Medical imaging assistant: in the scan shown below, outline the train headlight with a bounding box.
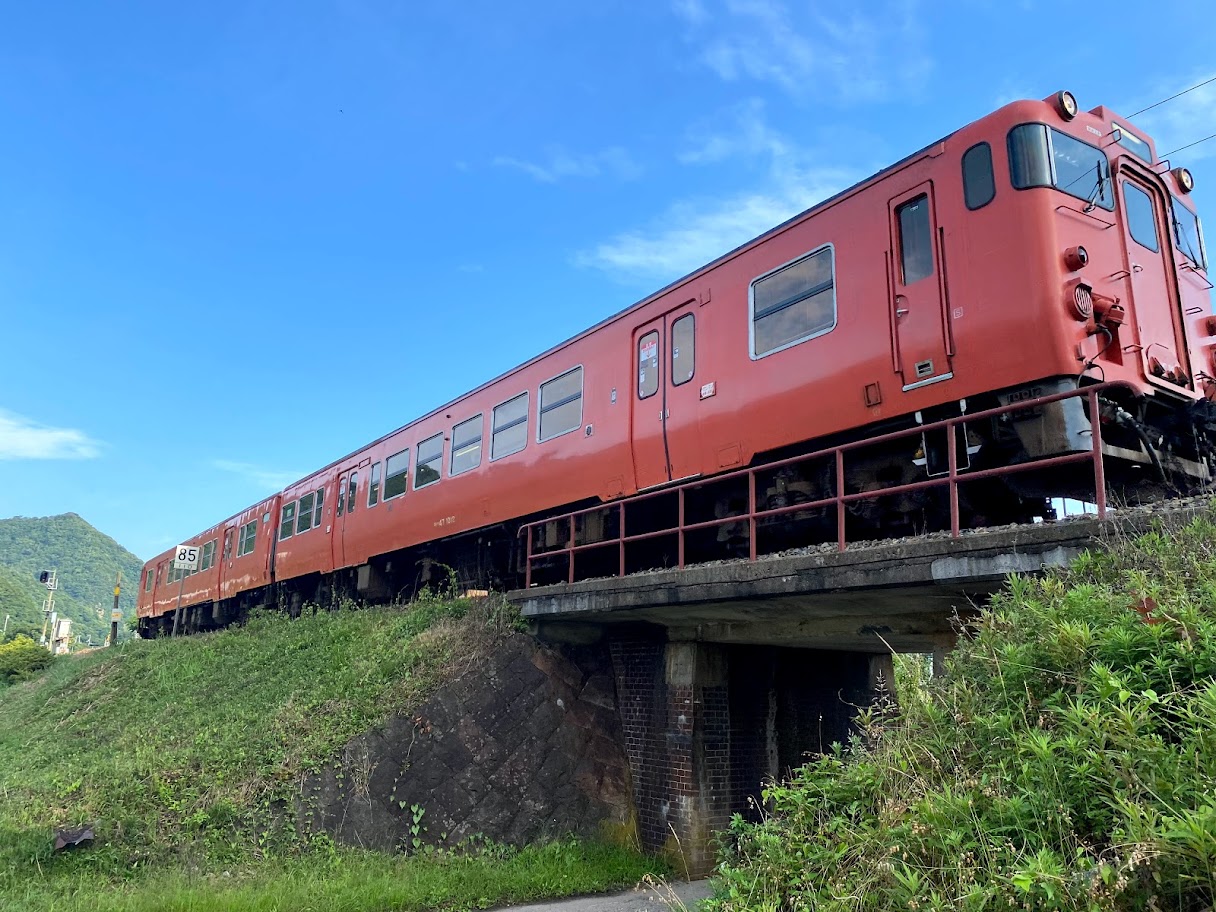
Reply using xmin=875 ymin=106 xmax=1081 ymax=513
xmin=1064 ymin=246 xmax=1089 ymax=271
xmin=1056 ymin=90 xmax=1079 ymax=120
xmin=1173 ymin=167 xmax=1195 ymax=193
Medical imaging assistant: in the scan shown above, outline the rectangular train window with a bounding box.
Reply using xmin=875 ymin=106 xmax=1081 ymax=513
xmin=539 ymin=367 xmax=583 ymax=442
xmin=1172 ymin=196 xmax=1207 ymax=269
xmin=672 ymin=314 xmax=695 ymax=385
xmin=750 ymin=246 xmax=836 ymax=358
xmin=238 ymin=519 xmax=258 ymax=556
xmin=1124 ymin=183 xmax=1159 ymax=253
xmin=347 ymin=472 xmax=358 ymax=512
xmin=1114 ymin=123 xmax=1152 ymax=163
xmin=638 ymin=332 xmax=659 ymax=399
xmin=368 ymin=462 xmax=381 ymax=507
xmin=897 ymin=195 xmax=934 ymax=284
xmin=314 ymin=486 xmax=325 ymax=525
xmin=201 ymin=540 xmax=216 ymax=571
xmin=297 ymin=492 xmax=315 ymax=533
xmin=415 ymin=435 xmax=443 ymax=488
xmin=451 ymin=415 xmax=483 ymax=476
xmin=384 ymin=449 xmax=409 ymax=499
xmin=279 ymin=502 xmax=296 ymax=541
xmin=144 ymin=568 xmax=153 ymax=592
xmin=223 ymin=530 xmax=234 ymax=562
xmin=491 ymin=393 xmax=529 ymax=460
xmin=962 ymin=142 xmax=995 ymax=210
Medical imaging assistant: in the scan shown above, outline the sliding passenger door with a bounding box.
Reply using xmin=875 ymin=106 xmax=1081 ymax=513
xmin=630 ymin=306 xmax=702 ymax=490
xmin=888 ymin=183 xmax=953 ymax=391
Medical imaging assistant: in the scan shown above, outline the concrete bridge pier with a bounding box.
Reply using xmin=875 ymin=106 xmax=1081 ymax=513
xmin=607 ymin=627 xmax=890 ymax=876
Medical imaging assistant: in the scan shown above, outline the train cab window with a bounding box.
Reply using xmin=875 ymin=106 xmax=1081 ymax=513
xmin=491 ymin=393 xmax=529 ymax=460
xmin=314 ymin=486 xmax=325 ymax=526
xmin=415 ymin=435 xmax=443 ymax=488
xmin=539 ymin=367 xmax=584 ymax=442
xmin=1172 ymin=196 xmax=1207 ymax=270
xmin=1114 ymin=123 xmax=1152 ymax=164
xmin=1124 ymin=183 xmax=1160 ymax=253
xmin=962 ymin=142 xmax=995 ymax=210
xmin=451 ymin=415 xmax=483 ymax=476
xmin=368 ymin=463 xmax=381 ymax=506
xmin=238 ymin=519 xmax=258 ymax=556
xmin=384 ymin=450 xmax=409 ymax=498
xmin=279 ymin=502 xmax=296 ymax=541
xmin=672 ymin=315 xmax=695 ymax=385
xmin=638 ymin=332 xmax=659 ymax=399
xmin=897 ymin=195 xmax=934 ymax=284
xmin=297 ymin=493 xmax=315 ymax=533
xmin=144 ymin=568 xmax=153 ymax=592
xmin=750 ymin=246 xmax=836 ymax=358
xmin=347 ymin=472 xmax=358 ymax=511
xmin=201 ymin=540 xmax=216 ymax=571
xmin=1008 ymin=123 xmax=1113 ymax=210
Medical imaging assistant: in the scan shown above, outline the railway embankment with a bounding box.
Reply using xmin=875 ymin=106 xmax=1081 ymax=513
xmin=0 ymin=593 xmax=660 ymax=912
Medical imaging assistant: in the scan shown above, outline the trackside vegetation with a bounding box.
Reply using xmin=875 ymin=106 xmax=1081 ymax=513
xmin=0 ymin=594 xmax=661 ymax=912
xmin=707 ymin=515 xmax=1216 ymax=912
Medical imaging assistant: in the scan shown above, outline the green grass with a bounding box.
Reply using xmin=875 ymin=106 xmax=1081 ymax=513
xmin=0 ymin=596 xmax=663 ymax=910
xmin=707 ymin=513 xmax=1216 ymax=911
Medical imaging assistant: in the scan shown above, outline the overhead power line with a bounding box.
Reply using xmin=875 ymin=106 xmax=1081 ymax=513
xmin=1129 ymin=75 xmax=1216 ymax=118
xmin=1161 ymin=133 xmax=1216 ymax=158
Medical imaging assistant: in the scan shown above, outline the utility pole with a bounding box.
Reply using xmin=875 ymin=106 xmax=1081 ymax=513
xmin=109 ymin=571 xmax=122 ymax=647
xmin=38 ymin=569 xmax=58 ymax=650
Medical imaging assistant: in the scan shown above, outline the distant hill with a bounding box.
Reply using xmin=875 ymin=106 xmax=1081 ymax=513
xmin=0 ymin=514 xmax=144 ymax=646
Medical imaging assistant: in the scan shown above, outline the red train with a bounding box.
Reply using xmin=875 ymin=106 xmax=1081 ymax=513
xmin=137 ymin=91 xmax=1212 ymax=633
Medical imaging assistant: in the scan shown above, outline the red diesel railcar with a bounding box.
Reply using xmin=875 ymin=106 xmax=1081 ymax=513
xmin=137 ymin=92 xmax=1211 ymax=633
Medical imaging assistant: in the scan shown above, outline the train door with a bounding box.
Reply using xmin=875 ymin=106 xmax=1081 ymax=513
xmin=888 ymin=183 xmax=953 ymax=391
xmin=219 ymin=525 xmax=237 ymax=600
xmin=331 ymin=462 xmax=368 ymax=568
xmin=1118 ymin=170 xmax=1192 ymax=388
xmin=630 ymin=306 xmax=702 ymax=489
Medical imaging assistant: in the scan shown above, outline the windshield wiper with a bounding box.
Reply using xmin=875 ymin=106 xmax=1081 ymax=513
xmin=1083 ymin=161 xmax=1109 ymax=213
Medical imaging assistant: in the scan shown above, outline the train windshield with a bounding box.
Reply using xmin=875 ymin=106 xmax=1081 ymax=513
xmin=1008 ymin=124 xmax=1114 ymax=210
xmin=1171 ymin=196 xmax=1207 ymax=270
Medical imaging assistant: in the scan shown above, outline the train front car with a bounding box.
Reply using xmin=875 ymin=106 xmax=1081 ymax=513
xmin=960 ymin=91 xmax=1212 ymax=502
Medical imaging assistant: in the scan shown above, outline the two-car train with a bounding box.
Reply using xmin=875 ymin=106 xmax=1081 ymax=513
xmin=137 ymin=91 xmax=1212 ymax=634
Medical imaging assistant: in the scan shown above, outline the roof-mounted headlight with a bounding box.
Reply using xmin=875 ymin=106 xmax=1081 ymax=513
xmin=1173 ymin=167 xmax=1195 ymax=193
xmin=1056 ymin=90 xmax=1079 ymax=121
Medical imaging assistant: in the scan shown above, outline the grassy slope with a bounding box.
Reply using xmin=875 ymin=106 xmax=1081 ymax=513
xmin=707 ymin=514 xmax=1216 ymax=911
xmin=0 ymin=598 xmax=660 ymax=911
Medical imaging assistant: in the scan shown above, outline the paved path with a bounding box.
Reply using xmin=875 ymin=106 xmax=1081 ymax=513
xmin=497 ymin=878 xmax=713 ymax=912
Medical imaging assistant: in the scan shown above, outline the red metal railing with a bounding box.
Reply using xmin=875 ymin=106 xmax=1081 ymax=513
xmin=520 ymin=382 xmax=1131 ymax=588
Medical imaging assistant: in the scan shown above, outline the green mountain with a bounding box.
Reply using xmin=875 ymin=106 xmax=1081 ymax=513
xmin=0 ymin=514 xmax=144 ymax=647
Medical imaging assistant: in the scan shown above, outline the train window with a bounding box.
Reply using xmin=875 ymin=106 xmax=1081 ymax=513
xmin=223 ymin=530 xmax=234 ymax=562
xmin=451 ymin=415 xmax=483 ymax=476
xmin=347 ymin=472 xmax=358 ymax=512
xmin=416 ymin=435 xmax=443 ymax=488
xmin=368 ymin=463 xmax=381 ymax=507
xmin=672 ymin=315 xmax=695 ymax=385
xmin=1124 ymin=183 xmax=1160 ymax=253
xmin=1114 ymin=123 xmax=1152 ymax=164
xmin=962 ymin=143 xmax=995 ymax=210
xmin=144 ymin=568 xmax=153 ymax=592
xmin=297 ymin=492 xmax=315 ymax=533
xmin=1172 ymin=196 xmax=1207 ymax=270
xmin=279 ymin=502 xmax=296 ymax=541
xmin=897 ymin=195 xmax=934 ymax=284
xmin=336 ymin=478 xmax=346 ymax=515
xmin=384 ymin=449 xmax=410 ymax=499
xmin=200 ymin=540 xmax=216 ymax=571
xmin=539 ymin=367 xmax=584 ymax=442
xmin=638 ymin=332 xmax=659 ymax=399
xmin=1008 ymin=123 xmax=1114 ymax=211
xmin=238 ymin=519 xmax=258 ymax=556
xmin=750 ymin=246 xmax=836 ymax=358
xmin=314 ymin=486 xmax=325 ymax=526
xmin=491 ymin=393 xmax=529 ymax=460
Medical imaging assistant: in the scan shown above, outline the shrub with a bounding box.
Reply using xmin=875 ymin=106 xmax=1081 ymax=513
xmin=0 ymin=635 xmax=52 ymax=685
xmin=707 ymin=514 xmax=1216 ymax=911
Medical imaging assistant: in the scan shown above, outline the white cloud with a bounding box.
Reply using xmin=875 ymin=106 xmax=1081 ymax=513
xmin=1135 ymin=73 xmax=1216 ymax=164
xmin=493 ymin=146 xmax=641 ymax=183
xmin=677 ymin=0 xmax=930 ymax=102
xmin=577 ymin=103 xmax=861 ymax=283
xmin=212 ymin=460 xmax=304 ymax=491
xmin=0 ymin=410 xmax=101 ymax=460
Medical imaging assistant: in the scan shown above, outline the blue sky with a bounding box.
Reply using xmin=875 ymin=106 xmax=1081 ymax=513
xmin=1 ymin=0 xmax=1213 ymax=561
